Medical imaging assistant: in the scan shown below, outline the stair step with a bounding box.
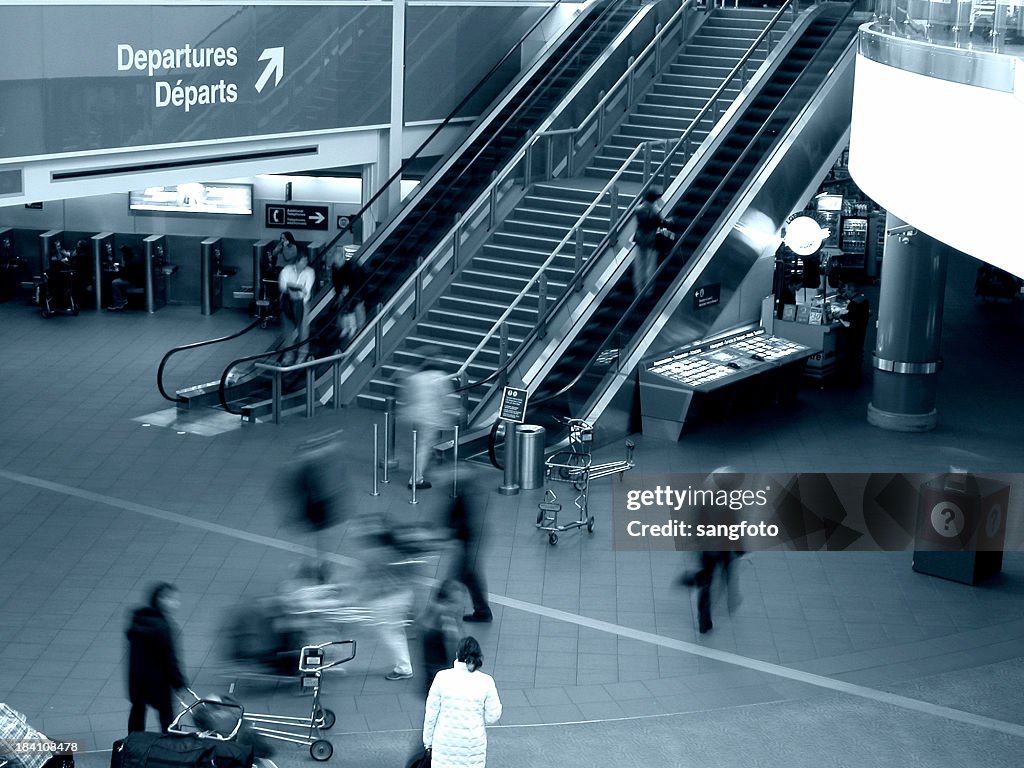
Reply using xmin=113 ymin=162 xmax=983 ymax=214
xmin=427 ymin=307 xmax=534 ymax=335
xmin=504 ymin=219 xmax=608 ymax=243
xmin=513 ymin=206 xmax=610 ymax=228
xmin=438 ymin=295 xmax=538 ymax=323
xmin=414 ymin=321 xmax=526 ymax=347
xmin=472 ymin=254 xmax=580 ymax=280
xmin=491 ymin=230 xmax=598 ymax=255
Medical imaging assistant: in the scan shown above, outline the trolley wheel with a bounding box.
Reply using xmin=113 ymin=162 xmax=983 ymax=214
xmin=587 ymin=516 xmax=595 ymax=533
xmin=260 ymin=319 xmax=268 ymax=330
xmin=549 ymin=532 xmax=558 ymax=545
xmin=317 ymin=708 xmax=336 ymax=729
xmin=310 ymin=739 xmax=333 ymax=761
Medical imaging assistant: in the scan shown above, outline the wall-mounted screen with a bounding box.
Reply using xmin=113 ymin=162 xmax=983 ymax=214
xmin=129 ymin=183 xmax=253 ymax=216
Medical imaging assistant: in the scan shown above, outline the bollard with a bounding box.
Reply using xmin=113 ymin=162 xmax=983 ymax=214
xmin=382 ymin=395 xmax=399 ymax=470
xmin=409 ymin=429 xmax=419 ymax=505
xmin=498 ymin=421 xmax=520 ymax=496
xmin=371 ymin=423 xmax=380 ymax=496
xmin=382 ymin=411 xmax=391 ymax=484
xmin=451 ymin=425 xmax=460 ymax=499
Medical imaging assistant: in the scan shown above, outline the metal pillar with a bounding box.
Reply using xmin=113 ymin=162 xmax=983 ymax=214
xmin=867 ymin=214 xmax=948 ymax=432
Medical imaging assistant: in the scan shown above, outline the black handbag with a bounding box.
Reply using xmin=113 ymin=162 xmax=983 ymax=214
xmin=405 ymin=747 xmax=431 ymax=768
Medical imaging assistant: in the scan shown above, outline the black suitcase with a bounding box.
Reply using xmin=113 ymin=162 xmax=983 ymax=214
xmin=111 ymin=733 xmax=253 ymax=768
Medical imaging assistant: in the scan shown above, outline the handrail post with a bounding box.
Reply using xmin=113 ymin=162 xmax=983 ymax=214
xmin=597 ymin=90 xmax=607 ymax=140
xmin=545 ymin=134 xmax=554 ymax=181
xmin=574 ymin=227 xmax=584 ymax=293
xmin=567 ymin=132 xmax=576 ymax=178
xmin=609 ymin=184 xmax=620 ymax=233
xmin=499 ymin=323 xmax=509 ymax=389
xmin=459 ymin=371 xmax=469 ymax=416
xmin=654 ymin=24 xmax=663 ymax=71
xmin=332 ymin=359 xmax=342 ymax=410
xmin=643 ymin=142 xmax=651 ymax=184
xmin=373 ymin=312 xmax=383 ymax=367
xmin=452 ymin=214 xmax=461 ymax=275
xmin=626 ymin=56 xmax=636 ymax=106
xmin=272 ymin=370 xmax=282 ymax=424
xmin=488 ymin=172 xmax=499 ymax=229
xmin=524 ymin=137 xmax=533 ymax=189
xmin=305 ymin=367 xmax=315 ymax=419
xmin=537 ymin=271 xmax=549 ymax=339
xmin=414 ymin=258 xmax=423 ymax=316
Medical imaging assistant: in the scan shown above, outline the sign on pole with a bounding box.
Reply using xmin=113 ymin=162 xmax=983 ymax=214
xmin=498 ymin=386 xmax=529 ymax=424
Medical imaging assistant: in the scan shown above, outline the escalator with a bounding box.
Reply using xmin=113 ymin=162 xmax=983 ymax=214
xmin=158 ymin=0 xmax=645 ymax=415
xmin=524 ymin=2 xmax=860 ymax=435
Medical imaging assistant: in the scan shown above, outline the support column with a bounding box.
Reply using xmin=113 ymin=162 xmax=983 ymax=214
xmin=386 ymin=0 xmax=406 ymax=218
xmin=867 ymin=213 xmax=947 ymax=432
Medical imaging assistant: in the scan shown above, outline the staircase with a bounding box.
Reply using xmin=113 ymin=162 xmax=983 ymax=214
xmin=588 ymin=8 xmax=786 ymax=183
xmin=357 ymin=8 xmax=787 ymax=410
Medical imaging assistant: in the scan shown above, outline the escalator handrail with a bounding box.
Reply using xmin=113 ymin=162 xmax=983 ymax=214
xmin=451 ymin=0 xmax=800 ymax=403
xmin=213 ymin=0 xmax=642 ymax=410
xmin=317 ymin=0 xmax=568 ymax=257
xmin=534 ymin=2 xmax=857 ymax=406
xmin=157 ymin=317 xmax=263 ymax=403
xmin=537 ymin=0 xmax=698 ymax=147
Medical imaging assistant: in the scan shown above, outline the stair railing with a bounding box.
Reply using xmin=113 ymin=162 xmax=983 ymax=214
xmin=452 ymin=0 xmax=801 ymax=424
xmin=531 ymin=0 xmax=699 ymax=181
xmin=235 ymin=0 xmax=653 ymax=411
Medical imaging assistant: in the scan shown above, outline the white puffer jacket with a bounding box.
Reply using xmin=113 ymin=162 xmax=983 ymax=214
xmin=422 ymin=661 xmax=502 ymax=768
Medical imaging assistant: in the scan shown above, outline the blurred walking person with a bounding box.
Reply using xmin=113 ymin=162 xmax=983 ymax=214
xmin=447 ymin=474 xmax=493 ymax=623
xmin=126 ymin=582 xmax=188 ymax=732
xmin=422 ymin=636 xmax=502 ymax=768
xmin=403 ymin=348 xmax=454 ymax=490
xmin=417 ymin=579 xmax=463 ymax=697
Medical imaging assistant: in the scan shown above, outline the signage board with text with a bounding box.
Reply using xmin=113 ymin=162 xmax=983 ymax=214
xmin=499 ymin=387 xmax=529 ymax=424
xmin=266 ymin=204 xmax=329 ymax=231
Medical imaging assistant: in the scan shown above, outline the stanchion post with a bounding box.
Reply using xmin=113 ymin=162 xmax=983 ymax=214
xmin=498 ymin=420 xmax=520 ymax=496
xmin=382 ymin=411 xmax=391 ymax=484
xmin=371 ymin=423 xmax=380 ymax=496
xmin=409 ymin=429 xmax=419 ymax=505
xmin=451 ymin=425 xmax=460 ymax=499
xmin=383 ymin=395 xmax=399 ymax=469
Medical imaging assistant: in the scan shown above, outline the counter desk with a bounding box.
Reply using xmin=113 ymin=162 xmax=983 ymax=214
xmin=639 ymin=327 xmax=814 ymax=440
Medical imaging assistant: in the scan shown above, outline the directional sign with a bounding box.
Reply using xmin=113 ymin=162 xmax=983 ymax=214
xmin=266 ymin=204 xmax=329 ymax=231
xmin=693 ymin=282 xmax=721 ymax=310
xmin=499 ymin=387 xmax=529 ymax=424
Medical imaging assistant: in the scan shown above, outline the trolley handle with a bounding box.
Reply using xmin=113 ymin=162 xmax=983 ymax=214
xmin=299 ymin=640 xmax=357 ymax=672
xmin=170 ymin=689 xmax=244 ymax=740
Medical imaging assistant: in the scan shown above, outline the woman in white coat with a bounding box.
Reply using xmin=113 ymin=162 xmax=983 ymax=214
xmin=422 ymin=636 xmax=502 ymax=768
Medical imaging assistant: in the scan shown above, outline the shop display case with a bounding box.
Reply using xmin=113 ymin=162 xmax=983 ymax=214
xmin=639 ymin=327 xmax=814 ymax=440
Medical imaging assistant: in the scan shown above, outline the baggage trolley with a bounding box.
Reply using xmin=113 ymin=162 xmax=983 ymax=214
xmin=242 ymin=640 xmax=356 ymax=761
xmin=536 ymin=418 xmax=636 ymax=545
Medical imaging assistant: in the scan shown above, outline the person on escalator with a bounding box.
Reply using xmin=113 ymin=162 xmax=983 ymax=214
xmin=631 ymin=187 xmax=664 ymax=296
xmin=279 ymin=252 xmax=315 ymax=365
xmin=331 ymin=248 xmax=366 ymax=351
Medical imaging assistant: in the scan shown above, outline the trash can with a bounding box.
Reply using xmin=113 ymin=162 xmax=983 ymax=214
xmin=517 ymin=425 xmax=546 ymax=490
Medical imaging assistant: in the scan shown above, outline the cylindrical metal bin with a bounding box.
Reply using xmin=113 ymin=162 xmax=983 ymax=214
xmin=517 ymin=425 xmax=546 ymax=490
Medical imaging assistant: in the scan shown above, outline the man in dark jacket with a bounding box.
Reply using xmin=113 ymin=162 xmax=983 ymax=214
xmin=126 ymin=582 xmax=187 ymax=732
xmin=447 ymin=475 xmax=492 ymax=623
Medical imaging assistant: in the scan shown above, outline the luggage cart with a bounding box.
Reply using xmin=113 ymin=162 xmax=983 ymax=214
xmin=536 ymin=418 xmax=636 ymax=545
xmin=241 ymin=640 xmax=356 ymax=761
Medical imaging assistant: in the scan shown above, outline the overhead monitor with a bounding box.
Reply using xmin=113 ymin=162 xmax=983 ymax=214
xmin=129 ymin=182 xmax=253 ymax=216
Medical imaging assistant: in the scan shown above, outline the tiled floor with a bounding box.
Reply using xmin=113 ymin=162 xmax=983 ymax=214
xmin=1 ymin=247 xmax=1022 ymax=768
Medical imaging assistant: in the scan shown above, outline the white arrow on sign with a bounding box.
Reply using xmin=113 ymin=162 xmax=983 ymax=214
xmin=255 ymin=47 xmax=284 ymax=93
xmin=310 ymin=211 xmax=325 ymax=225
